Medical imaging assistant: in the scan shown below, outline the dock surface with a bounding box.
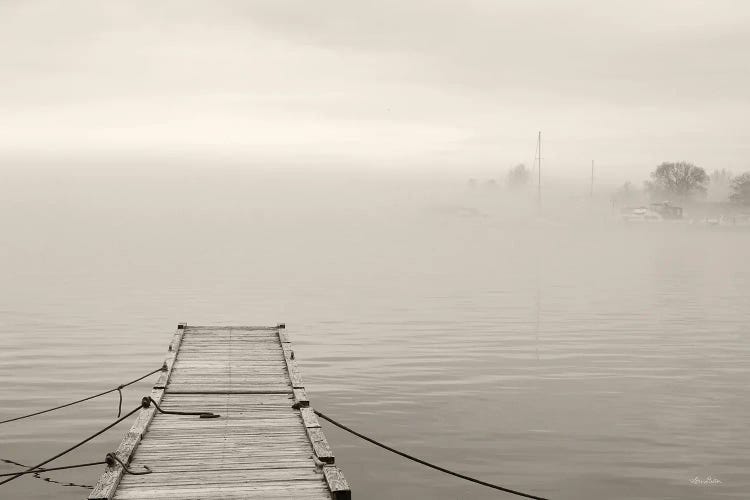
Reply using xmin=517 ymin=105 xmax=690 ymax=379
xmin=89 ymin=324 xmax=349 ymax=500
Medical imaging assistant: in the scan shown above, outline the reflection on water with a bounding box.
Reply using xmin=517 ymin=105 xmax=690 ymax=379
xmin=1 ymin=166 xmax=748 ymax=499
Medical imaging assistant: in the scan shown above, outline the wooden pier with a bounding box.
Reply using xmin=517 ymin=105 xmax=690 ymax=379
xmin=89 ymin=324 xmax=349 ymax=500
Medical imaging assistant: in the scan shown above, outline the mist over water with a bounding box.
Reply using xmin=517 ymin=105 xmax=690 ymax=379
xmin=1 ymin=164 xmax=749 ymax=499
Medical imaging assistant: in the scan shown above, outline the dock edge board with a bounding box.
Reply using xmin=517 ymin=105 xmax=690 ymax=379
xmin=88 ymin=323 xmax=186 ymax=500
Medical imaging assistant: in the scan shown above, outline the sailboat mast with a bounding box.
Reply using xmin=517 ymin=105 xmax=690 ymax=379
xmin=537 ymin=131 xmax=542 ymax=208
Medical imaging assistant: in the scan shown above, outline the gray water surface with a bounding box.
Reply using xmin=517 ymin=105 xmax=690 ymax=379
xmin=1 ymin=166 xmax=748 ymax=499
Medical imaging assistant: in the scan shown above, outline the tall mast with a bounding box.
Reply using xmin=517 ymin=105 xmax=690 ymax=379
xmin=537 ymin=131 xmax=542 ymax=208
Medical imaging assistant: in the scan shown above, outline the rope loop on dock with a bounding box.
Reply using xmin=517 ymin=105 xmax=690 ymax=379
xmin=0 ymin=366 xmax=165 ymax=425
xmin=105 ymin=453 xmax=152 ymax=475
xmin=312 ymin=409 xmax=550 ymax=500
xmin=145 ymin=396 xmax=221 ymax=419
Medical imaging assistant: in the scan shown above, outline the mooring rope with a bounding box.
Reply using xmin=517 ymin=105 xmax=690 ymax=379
xmin=105 ymin=452 xmax=152 ymax=475
xmin=0 ymin=404 xmax=143 ymax=486
xmin=0 ymin=395 xmax=219 ymax=488
xmin=0 ymin=461 xmax=106 ymax=478
xmin=0 ymin=458 xmax=95 ymax=489
xmin=313 ymin=410 xmax=549 ymax=500
xmin=0 ymin=365 xmax=166 ymax=425
xmin=146 ymin=396 xmax=220 ymax=419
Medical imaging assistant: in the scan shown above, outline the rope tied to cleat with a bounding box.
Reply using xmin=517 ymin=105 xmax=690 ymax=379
xmin=0 ymin=395 xmax=221 ymax=487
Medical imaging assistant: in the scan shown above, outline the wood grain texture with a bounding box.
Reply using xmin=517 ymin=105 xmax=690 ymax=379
xmin=91 ymin=324 xmax=348 ymax=499
xmin=306 ymin=427 xmax=335 ymax=464
xmin=324 ymin=466 xmax=352 ymax=500
xmin=300 ymin=407 xmax=321 ymax=428
xmin=153 ymin=327 xmax=186 ymax=389
xmin=293 ymin=388 xmax=310 ymax=408
xmin=282 ymin=343 xmax=305 ymax=389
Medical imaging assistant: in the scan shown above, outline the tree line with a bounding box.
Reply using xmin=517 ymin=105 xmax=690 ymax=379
xmin=614 ymin=162 xmax=750 ymax=206
xmin=485 ymin=162 xmax=750 ymax=207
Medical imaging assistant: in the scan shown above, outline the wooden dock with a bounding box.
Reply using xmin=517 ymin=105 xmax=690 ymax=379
xmin=89 ymin=324 xmax=349 ymax=500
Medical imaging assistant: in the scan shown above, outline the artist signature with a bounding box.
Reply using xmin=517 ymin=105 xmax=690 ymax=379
xmin=690 ymin=476 xmax=722 ymax=486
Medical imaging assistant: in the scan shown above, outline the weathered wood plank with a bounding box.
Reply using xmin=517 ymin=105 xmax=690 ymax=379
xmin=323 ymin=466 xmax=351 ymax=500
xmin=300 ymin=407 xmax=321 ymax=428
xmin=306 ymin=426 xmax=335 ymax=464
xmin=166 ymin=389 xmax=291 ymax=395
xmin=293 ymin=387 xmax=310 ymax=408
xmin=282 ymin=343 xmax=304 ymax=388
xmin=187 ymin=325 xmax=281 ymax=331
xmin=117 ymin=468 xmax=326 ymax=484
xmin=153 ymin=325 xmax=186 ymax=389
xmin=114 ymin=484 xmax=330 ymax=500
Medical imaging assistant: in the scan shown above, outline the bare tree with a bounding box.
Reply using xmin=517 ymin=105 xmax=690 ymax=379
xmin=644 ymin=161 xmax=709 ymax=201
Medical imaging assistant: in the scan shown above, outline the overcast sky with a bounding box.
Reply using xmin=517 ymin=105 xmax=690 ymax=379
xmin=1 ymin=0 xmax=748 ymax=178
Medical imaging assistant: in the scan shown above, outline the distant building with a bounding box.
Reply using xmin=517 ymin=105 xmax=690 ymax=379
xmin=649 ymin=202 xmax=683 ymax=219
xmin=620 ymin=202 xmax=683 ymax=221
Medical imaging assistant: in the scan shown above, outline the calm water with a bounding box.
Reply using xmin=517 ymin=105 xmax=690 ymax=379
xmin=1 ymin=166 xmax=748 ymax=499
